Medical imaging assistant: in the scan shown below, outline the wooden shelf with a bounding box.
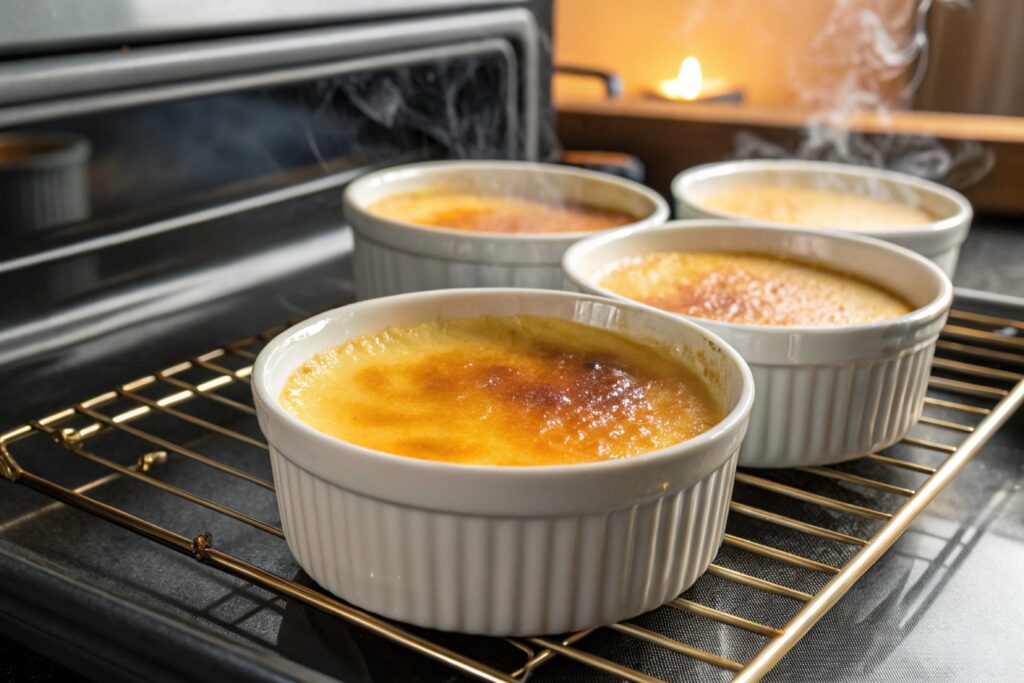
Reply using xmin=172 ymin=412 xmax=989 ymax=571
xmin=556 ymin=98 xmax=1024 ymax=215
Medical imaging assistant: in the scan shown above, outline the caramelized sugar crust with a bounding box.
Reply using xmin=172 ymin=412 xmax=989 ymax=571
xmin=597 ymin=252 xmax=912 ymax=327
xmin=280 ymin=316 xmax=723 ymax=466
xmin=703 ymin=185 xmax=934 ymax=231
xmin=367 ymin=190 xmax=637 ymax=234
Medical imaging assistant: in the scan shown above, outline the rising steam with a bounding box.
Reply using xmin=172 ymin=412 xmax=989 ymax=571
xmin=736 ymin=0 xmax=992 ymax=189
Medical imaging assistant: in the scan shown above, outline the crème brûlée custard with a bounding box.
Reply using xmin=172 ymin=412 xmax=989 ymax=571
xmin=702 ymin=186 xmax=934 ymax=231
xmin=367 ymin=190 xmax=638 ymax=234
xmin=597 ymin=252 xmax=912 ymax=327
xmin=279 ymin=315 xmax=723 ymax=466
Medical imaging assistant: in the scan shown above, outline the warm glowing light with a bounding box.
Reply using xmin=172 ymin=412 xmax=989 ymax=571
xmin=661 ymin=56 xmax=703 ymax=101
xmin=655 ymin=56 xmax=738 ymax=103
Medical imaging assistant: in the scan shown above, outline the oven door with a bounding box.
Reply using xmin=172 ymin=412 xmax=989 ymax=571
xmin=0 ymin=6 xmax=549 ymax=364
xmin=0 ymin=5 xmax=551 ymax=681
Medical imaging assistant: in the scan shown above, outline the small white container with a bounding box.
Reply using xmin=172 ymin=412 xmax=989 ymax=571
xmin=253 ymin=288 xmax=753 ymax=635
xmin=672 ymin=159 xmax=973 ymax=277
xmin=563 ymin=221 xmax=953 ymax=468
xmin=343 ymin=160 xmax=669 ymax=299
xmin=0 ymin=132 xmax=90 ymax=232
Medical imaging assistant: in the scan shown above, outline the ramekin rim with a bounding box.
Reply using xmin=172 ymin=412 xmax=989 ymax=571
xmin=561 ymin=220 xmax=954 ymax=338
xmin=670 ymin=158 xmax=973 ymax=239
xmin=342 ymin=159 xmax=671 ymax=242
xmin=252 ymin=287 xmax=755 ymax=479
xmin=0 ymin=132 xmax=91 ymax=170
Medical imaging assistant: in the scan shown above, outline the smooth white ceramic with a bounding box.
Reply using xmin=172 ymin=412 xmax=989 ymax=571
xmin=563 ymin=221 xmax=953 ymax=468
xmin=343 ymin=160 xmax=669 ymax=299
xmin=672 ymin=159 xmax=973 ymax=276
xmin=252 ymin=288 xmax=753 ymax=636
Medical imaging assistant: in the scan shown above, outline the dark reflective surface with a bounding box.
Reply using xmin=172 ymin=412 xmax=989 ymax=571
xmin=0 ymin=51 xmax=510 ymax=248
xmin=768 ymin=417 xmax=1024 ymax=681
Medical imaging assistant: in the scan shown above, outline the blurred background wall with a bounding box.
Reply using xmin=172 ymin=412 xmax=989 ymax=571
xmin=554 ymin=0 xmax=1023 ymax=116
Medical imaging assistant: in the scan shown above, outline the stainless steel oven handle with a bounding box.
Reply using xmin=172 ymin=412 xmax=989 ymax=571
xmin=554 ymin=64 xmax=623 ymax=100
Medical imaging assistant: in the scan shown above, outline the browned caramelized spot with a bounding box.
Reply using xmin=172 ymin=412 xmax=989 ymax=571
xmin=279 ymin=315 xmax=723 ymax=466
xmin=414 ymin=350 xmax=657 ymax=432
xmin=597 ymin=252 xmax=912 ymax=327
xmin=353 ymin=365 xmax=392 ymax=390
xmin=367 ymin=190 xmax=637 ymax=234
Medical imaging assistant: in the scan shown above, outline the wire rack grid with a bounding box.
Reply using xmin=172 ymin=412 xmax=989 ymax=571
xmin=1 ymin=306 xmax=1022 ymax=682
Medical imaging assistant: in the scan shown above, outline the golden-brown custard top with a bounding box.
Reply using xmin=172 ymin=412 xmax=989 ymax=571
xmin=367 ymin=190 xmax=637 ymax=234
xmin=279 ymin=315 xmax=723 ymax=466
xmin=597 ymin=251 xmax=912 ymax=327
xmin=701 ymin=185 xmax=935 ymax=231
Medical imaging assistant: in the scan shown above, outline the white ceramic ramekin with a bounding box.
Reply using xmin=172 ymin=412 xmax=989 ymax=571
xmin=672 ymin=159 xmax=973 ymax=277
xmin=0 ymin=132 xmax=90 ymax=231
xmin=563 ymin=221 xmax=953 ymax=468
xmin=253 ymin=288 xmax=753 ymax=635
xmin=343 ymin=161 xmax=669 ymax=299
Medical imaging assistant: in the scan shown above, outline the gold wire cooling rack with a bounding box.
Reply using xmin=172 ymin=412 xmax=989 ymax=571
xmin=1 ymin=306 xmax=1022 ymax=682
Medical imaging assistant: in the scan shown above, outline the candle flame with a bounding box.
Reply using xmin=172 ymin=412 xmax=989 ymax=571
xmin=661 ymin=56 xmax=703 ymax=101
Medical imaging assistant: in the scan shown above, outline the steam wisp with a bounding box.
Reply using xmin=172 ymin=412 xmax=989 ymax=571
xmin=735 ymin=0 xmax=992 ymax=190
